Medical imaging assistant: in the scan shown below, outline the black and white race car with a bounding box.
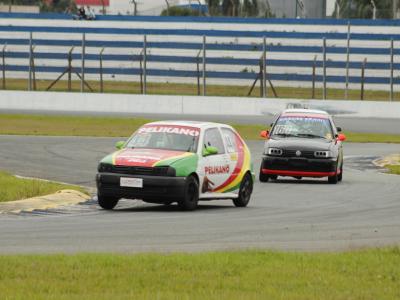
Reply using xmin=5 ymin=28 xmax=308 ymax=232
xmin=259 ymin=109 xmax=346 ymax=184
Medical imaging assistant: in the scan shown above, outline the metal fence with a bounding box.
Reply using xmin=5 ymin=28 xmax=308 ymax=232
xmin=0 ymin=14 xmax=399 ymax=100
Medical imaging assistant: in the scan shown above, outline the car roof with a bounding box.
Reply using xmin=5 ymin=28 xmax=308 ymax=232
xmin=144 ymin=120 xmax=232 ymax=129
xmin=281 ymin=109 xmax=330 ymax=119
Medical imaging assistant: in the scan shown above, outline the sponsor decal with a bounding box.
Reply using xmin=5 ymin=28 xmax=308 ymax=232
xmin=139 ymin=125 xmax=200 ymax=137
xmin=201 ymin=176 xmax=214 ymax=193
xmin=205 ymin=165 xmax=230 ymax=175
xmin=212 ymin=132 xmax=251 ymax=193
xmin=113 ymin=148 xmax=192 ymax=167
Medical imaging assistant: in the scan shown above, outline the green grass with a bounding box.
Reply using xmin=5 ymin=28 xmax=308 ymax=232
xmin=0 ymin=114 xmax=400 ymax=143
xmin=4 ymin=78 xmax=400 ymax=101
xmin=0 ymin=248 xmax=399 ymax=299
xmin=0 ymin=171 xmax=87 ymax=203
xmin=385 ymin=165 xmax=400 ymax=175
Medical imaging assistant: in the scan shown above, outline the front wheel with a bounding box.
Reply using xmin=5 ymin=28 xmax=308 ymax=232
xmin=233 ymin=173 xmax=253 ymax=207
xmin=338 ymin=164 xmax=343 ymax=182
xmin=328 ymin=167 xmax=339 ymax=184
xmin=98 ymin=195 xmax=119 ymax=210
xmin=259 ymin=165 xmax=269 ymax=182
xmin=178 ymin=175 xmax=199 ymax=211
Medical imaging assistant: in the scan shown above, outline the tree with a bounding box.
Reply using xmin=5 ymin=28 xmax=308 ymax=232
xmin=242 ymin=0 xmax=258 ymax=17
xmin=333 ymin=0 xmax=398 ymax=19
xmin=222 ymin=0 xmax=239 ymax=17
xmin=40 ymin=0 xmax=76 ymax=13
xmin=206 ymin=0 xmax=219 ymax=16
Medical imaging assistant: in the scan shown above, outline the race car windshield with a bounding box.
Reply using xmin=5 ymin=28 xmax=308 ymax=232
xmin=271 ymin=116 xmax=334 ymax=140
xmin=125 ymin=125 xmax=200 ymax=152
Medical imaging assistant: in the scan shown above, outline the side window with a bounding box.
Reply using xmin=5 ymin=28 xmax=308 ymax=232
xmin=221 ymin=128 xmax=238 ymax=153
xmin=203 ymin=128 xmax=225 ymax=154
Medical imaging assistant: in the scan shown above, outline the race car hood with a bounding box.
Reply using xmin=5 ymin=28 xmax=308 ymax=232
xmin=101 ymin=148 xmax=195 ymax=167
xmin=266 ymin=137 xmax=333 ymax=151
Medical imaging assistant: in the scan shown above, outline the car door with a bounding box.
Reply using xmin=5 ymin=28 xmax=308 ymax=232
xmin=198 ymin=127 xmax=230 ymax=195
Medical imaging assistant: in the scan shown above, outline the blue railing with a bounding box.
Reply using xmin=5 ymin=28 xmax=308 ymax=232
xmin=0 ymin=13 xmax=398 ymax=92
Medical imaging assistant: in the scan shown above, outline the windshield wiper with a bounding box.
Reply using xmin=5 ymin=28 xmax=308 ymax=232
xmin=273 ymin=133 xmax=298 ymax=138
xmin=296 ymin=133 xmax=326 ymax=139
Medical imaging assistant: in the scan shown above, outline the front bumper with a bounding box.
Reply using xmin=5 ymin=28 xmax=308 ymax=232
xmin=261 ymin=156 xmax=338 ymax=178
xmin=96 ymin=172 xmax=187 ymax=201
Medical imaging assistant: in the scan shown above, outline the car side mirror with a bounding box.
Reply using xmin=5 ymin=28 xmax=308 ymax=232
xmin=337 ymin=133 xmax=346 ymax=142
xmin=115 ymin=141 xmax=125 ymax=150
xmin=260 ymin=130 xmax=269 ymax=139
xmin=336 ymin=127 xmax=342 ymax=132
xmin=202 ymin=146 xmax=218 ymax=157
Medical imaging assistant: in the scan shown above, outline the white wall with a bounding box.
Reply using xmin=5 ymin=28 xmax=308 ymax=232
xmin=0 ymin=90 xmax=399 ymax=119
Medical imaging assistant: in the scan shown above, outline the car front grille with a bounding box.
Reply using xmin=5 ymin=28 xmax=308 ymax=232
xmin=99 ymin=164 xmax=175 ymax=176
xmin=282 ymin=149 xmax=315 ymax=159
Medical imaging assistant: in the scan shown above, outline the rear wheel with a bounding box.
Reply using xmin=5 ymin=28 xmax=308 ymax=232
xmin=178 ymin=175 xmax=199 ymax=211
xmin=98 ymin=195 xmax=119 ymax=210
xmin=233 ymin=173 xmax=253 ymax=207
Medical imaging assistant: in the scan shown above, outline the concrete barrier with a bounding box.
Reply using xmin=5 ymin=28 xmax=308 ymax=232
xmin=0 ymin=90 xmax=399 ymax=119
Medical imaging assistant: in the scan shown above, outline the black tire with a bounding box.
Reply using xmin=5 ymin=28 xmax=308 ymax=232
xmin=178 ymin=175 xmax=199 ymax=211
xmin=328 ymin=161 xmax=340 ymax=184
xmin=98 ymin=195 xmax=119 ymax=210
xmin=259 ymin=165 xmax=269 ymax=182
xmin=233 ymin=173 xmax=253 ymax=207
xmin=338 ymin=164 xmax=343 ymax=182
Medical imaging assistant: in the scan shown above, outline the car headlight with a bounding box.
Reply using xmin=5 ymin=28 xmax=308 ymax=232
xmin=314 ymin=151 xmax=333 ymax=158
xmin=267 ymin=148 xmax=283 ymax=156
xmin=98 ymin=163 xmax=113 ymax=172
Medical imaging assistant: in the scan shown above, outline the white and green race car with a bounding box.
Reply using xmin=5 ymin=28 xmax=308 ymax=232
xmin=96 ymin=121 xmax=254 ymax=211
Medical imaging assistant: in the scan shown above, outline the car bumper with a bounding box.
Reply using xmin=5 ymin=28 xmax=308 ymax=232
xmin=261 ymin=156 xmax=339 ymax=178
xmin=96 ymin=173 xmax=187 ymax=201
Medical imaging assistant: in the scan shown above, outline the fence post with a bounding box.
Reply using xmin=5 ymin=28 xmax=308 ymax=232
xmin=262 ymin=36 xmax=267 ymax=98
xmin=1 ymin=44 xmax=6 ymax=89
xmin=81 ymin=33 xmax=85 ymax=93
xmin=99 ymin=48 xmax=105 ymax=93
xmin=196 ymin=49 xmax=201 ymax=96
xmin=312 ymin=55 xmax=317 ymax=99
xmin=139 ymin=50 xmax=143 ymax=94
xmin=361 ymin=58 xmax=367 ymax=100
xmin=68 ymin=47 xmax=73 ymax=92
xmin=345 ymin=21 xmax=351 ymax=100
xmin=31 ymin=45 xmax=36 ymax=91
xmin=390 ymin=39 xmax=394 ymax=101
xmin=202 ymin=35 xmax=206 ymax=96
xmin=323 ymin=37 xmax=327 ymax=100
xmin=259 ymin=60 xmax=263 ymax=97
xmin=143 ymin=35 xmax=147 ymax=95
xmin=28 ymin=32 xmax=32 ymax=91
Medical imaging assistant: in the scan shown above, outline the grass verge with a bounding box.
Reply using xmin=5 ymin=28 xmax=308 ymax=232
xmin=0 ymin=171 xmax=87 ymax=203
xmin=2 ymin=78 xmax=400 ymax=101
xmin=0 ymin=248 xmax=399 ymax=299
xmin=385 ymin=165 xmax=400 ymax=175
xmin=0 ymin=114 xmax=400 ymax=143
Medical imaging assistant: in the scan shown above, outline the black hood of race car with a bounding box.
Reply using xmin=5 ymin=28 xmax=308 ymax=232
xmin=265 ymin=137 xmax=334 ymax=151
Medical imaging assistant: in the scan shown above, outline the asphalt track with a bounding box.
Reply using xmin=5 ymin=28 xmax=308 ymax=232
xmin=0 ymin=135 xmax=399 ymax=253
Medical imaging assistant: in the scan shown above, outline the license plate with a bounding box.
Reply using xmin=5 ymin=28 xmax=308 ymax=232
xmin=120 ymin=177 xmax=143 ymax=188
